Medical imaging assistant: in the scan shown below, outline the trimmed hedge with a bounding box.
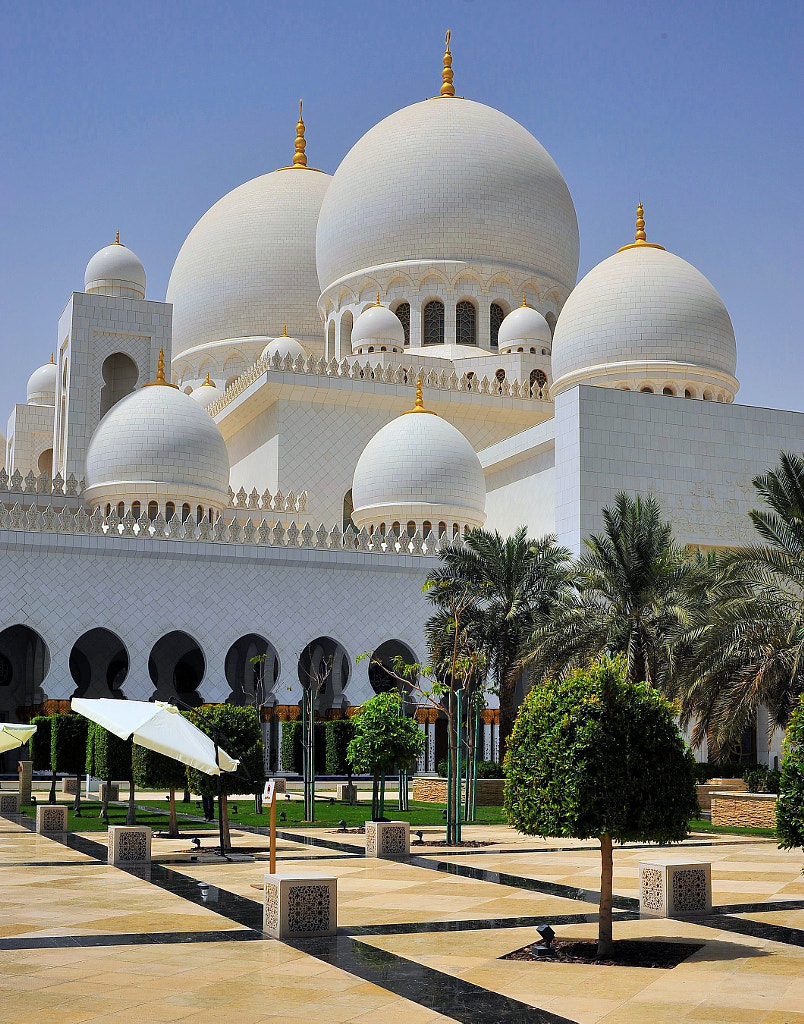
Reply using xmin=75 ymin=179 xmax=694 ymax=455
xmin=325 ymin=720 xmax=355 ymax=775
xmin=85 ymin=723 xmax=131 ymax=781
xmin=280 ymin=720 xmax=326 ymax=774
xmin=29 ymin=716 xmax=52 ymax=772
xmin=51 ymin=714 xmax=88 ymax=776
xmin=133 ymin=743 xmax=188 ymax=791
xmin=186 ymin=705 xmax=265 ymax=797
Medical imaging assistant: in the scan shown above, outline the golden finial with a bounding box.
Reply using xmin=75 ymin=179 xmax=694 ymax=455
xmin=617 ymin=200 xmax=665 ymax=253
xmin=376 ymin=293 xmax=381 ymax=306
xmin=292 ymin=99 xmax=307 ymax=168
xmin=522 ymin=294 xmax=528 ymax=307
xmin=403 ymin=376 xmax=437 ymax=415
xmin=204 ymin=372 xmax=215 ymax=388
xmin=49 ymin=353 xmax=55 ymax=364
xmin=440 ymin=29 xmax=455 ymax=97
xmin=282 ymin=324 xmax=288 ymax=336
xmin=114 ymin=230 xmax=120 ymax=245
xmin=143 ymin=348 xmax=179 ymax=388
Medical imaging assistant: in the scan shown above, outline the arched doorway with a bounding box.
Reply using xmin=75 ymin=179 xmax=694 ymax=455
xmin=225 ymin=634 xmax=279 ymax=706
xmin=69 ymin=628 xmax=128 ymax=699
xmin=100 ymin=352 xmax=139 ymax=418
xmin=298 ymin=637 xmax=350 ymax=710
xmin=369 ymin=639 xmax=417 ymax=695
xmin=0 ymin=625 xmax=49 ymax=769
xmin=148 ymin=631 xmax=205 ymax=707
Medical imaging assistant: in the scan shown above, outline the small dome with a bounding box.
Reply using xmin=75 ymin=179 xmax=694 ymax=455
xmin=352 ymin=383 xmax=486 ymax=530
xmin=551 ymin=207 xmax=738 ymax=399
xmin=498 ymin=302 xmax=552 ymax=353
xmin=351 ymin=302 xmax=405 ymax=353
xmin=26 ymin=356 xmax=57 ymax=406
xmin=84 ymin=356 xmax=230 ymax=512
xmin=189 ymin=373 xmax=219 ymax=410
xmin=260 ymin=332 xmax=307 ymax=364
xmin=85 ymin=235 xmax=146 ymax=298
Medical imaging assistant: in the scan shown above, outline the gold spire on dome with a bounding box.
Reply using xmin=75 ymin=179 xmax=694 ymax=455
xmin=114 ymin=230 xmax=120 ymax=245
xmin=440 ymin=29 xmax=455 ymax=97
xmin=204 ymin=372 xmax=216 ymax=388
xmin=143 ymin=348 xmax=179 ymax=389
xmin=292 ymin=100 xmax=307 ymax=167
xmin=376 ymin=293 xmax=381 ymax=305
xmin=403 ymin=377 xmax=437 ymax=415
xmin=282 ymin=324 xmax=288 ymax=336
xmin=49 ymin=353 xmax=55 ymax=364
xmin=522 ymin=294 xmax=528 ymax=307
xmin=617 ymin=200 xmax=666 ymax=253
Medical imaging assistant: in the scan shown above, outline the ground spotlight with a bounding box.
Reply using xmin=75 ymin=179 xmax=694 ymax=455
xmin=535 ymin=924 xmax=555 ymax=957
xmin=338 ymin=819 xmax=347 ymax=832
xmin=414 ymin=829 xmax=424 ymax=844
xmin=279 ymin=811 xmax=287 ymax=822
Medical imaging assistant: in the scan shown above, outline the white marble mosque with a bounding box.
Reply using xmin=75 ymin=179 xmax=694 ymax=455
xmin=1 ymin=35 xmax=798 ymax=770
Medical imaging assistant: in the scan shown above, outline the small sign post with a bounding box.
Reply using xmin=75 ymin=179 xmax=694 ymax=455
xmin=264 ymin=779 xmax=277 ymax=872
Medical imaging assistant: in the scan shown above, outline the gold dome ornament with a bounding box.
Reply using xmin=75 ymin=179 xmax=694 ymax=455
xmin=440 ymin=30 xmax=455 ymax=97
xmin=143 ymin=349 xmax=179 ymax=389
xmin=292 ymin=100 xmax=307 ymax=167
xmin=203 ymin=372 xmax=215 ymax=388
xmin=114 ymin=230 xmax=120 ymax=245
xmin=617 ymin=201 xmax=666 ymax=253
xmin=403 ymin=377 xmax=437 ymax=415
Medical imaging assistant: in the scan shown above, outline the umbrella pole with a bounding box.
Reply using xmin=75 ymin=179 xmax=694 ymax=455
xmin=214 ymin=734 xmax=227 ymax=857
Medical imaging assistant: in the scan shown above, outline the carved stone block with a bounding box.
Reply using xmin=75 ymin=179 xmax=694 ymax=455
xmin=262 ymin=874 xmax=337 ymax=938
xmin=0 ymin=791 xmax=20 ymax=814
xmin=61 ymin=777 xmax=79 ymax=795
xmin=99 ymin=782 xmax=119 ymax=803
xmin=108 ymin=826 xmax=152 ymax=865
xmin=639 ymin=860 xmax=712 ymax=917
xmin=36 ymin=804 xmax=68 ymax=833
xmin=365 ymin=820 xmax=410 ymax=858
xmin=336 ymin=783 xmax=357 ymax=804
xmin=269 ymin=777 xmax=286 ymax=794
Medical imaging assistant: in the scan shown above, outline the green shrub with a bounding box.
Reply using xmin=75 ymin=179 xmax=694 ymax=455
xmin=477 ymin=760 xmax=503 ymax=779
xmin=778 ymin=696 xmax=804 ymax=851
xmin=86 ymin=723 xmax=131 ymax=781
xmin=744 ymin=766 xmax=781 ymax=794
xmin=186 ymin=705 xmax=265 ymax=797
xmin=50 ymin=714 xmax=88 ymax=776
xmin=29 ymin=716 xmax=52 ymax=772
xmin=279 ymin=720 xmax=326 ymax=774
xmin=325 ymin=719 xmax=355 ymax=775
xmin=133 ymin=744 xmax=188 ymax=791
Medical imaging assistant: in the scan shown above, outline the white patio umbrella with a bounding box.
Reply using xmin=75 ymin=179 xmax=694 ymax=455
xmin=70 ymin=698 xmax=239 ymax=775
xmin=0 ymin=723 xmax=37 ymax=754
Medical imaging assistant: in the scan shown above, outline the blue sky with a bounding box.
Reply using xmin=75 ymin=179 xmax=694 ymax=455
xmin=0 ymin=0 xmax=801 ymax=419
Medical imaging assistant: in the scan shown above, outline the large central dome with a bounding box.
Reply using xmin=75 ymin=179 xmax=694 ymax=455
xmin=316 ymin=97 xmax=579 ymax=295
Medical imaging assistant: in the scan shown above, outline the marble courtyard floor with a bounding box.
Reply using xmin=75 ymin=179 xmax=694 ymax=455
xmin=2 ymin=812 xmax=804 ymax=1023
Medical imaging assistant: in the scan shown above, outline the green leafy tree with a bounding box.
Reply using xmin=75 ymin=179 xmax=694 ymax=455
xmin=504 ymin=656 xmax=698 ymax=957
xmin=85 ymin=723 xmax=132 ymax=823
xmin=50 ymin=713 xmax=88 ymax=815
xmin=29 ymin=716 xmax=55 ymax=804
xmin=675 ymin=453 xmax=804 ymax=756
xmin=325 ymin=719 xmax=356 ymax=802
xmin=529 ymin=493 xmax=700 ymax=691
xmin=185 ymin=705 xmax=265 ymax=852
xmin=347 ymin=693 xmax=425 ymax=820
xmin=133 ymin=745 xmax=188 ymax=837
xmin=777 ymin=695 xmax=804 ymax=854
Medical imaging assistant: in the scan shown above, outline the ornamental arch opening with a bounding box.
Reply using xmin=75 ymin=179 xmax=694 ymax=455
xmin=69 ymin=628 xmax=128 ymax=699
xmin=298 ymin=636 xmax=350 ymax=710
xmin=225 ymin=634 xmax=279 ymax=706
xmin=148 ymin=630 xmax=205 ymax=707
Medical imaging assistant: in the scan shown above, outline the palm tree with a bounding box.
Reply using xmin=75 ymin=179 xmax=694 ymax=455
xmin=528 ymin=493 xmax=700 ymax=690
xmin=674 ymin=453 xmax=804 ymax=756
xmin=428 ymin=527 xmax=572 ymax=747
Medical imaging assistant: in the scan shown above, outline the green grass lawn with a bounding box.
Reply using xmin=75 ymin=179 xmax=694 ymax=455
xmin=20 ymin=800 xmax=220 ymax=833
xmin=689 ymin=817 xmax=777 ymax=839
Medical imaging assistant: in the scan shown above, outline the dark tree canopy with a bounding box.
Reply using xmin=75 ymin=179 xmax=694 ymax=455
xmin=50 ymin=713 xmax=88 ymax=776
xmin=777 ymin=695 xmax=804 ymax=852
xmin=29 ymin=716 xmax=52 ymax=772
xmin=504 ymin=657 xmax=698 ymax=844
xmin=185 ymin=704 xmax=265 ymax=797
xmin=132 ymin=743 xmax=188 ymax=791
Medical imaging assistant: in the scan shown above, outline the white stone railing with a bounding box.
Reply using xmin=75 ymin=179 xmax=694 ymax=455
xmin=206 ymin=349 xmax=549 ymax=418
xmin=227 ymin=485 xmax=308 ymax=513
xmin=0 ymin=467 xmax=83 ymax=499
xmin=0 ymin=502 xmax=443 ymax=557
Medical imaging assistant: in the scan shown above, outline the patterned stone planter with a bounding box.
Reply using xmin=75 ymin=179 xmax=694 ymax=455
xmin=262 ymin=874 xmax=337 ymax=938
xmin=336 ymin=783 xmax=357 ymax=803
xmin=36 ymin=804 xmax=68 ymax=834
xmin=365 ymin=820 xmax=410 ymax=858
xmin=0 ymin=791 xmax=20 ymax=814
xmin=107 ymin=826 xmax=152 ymax=865
xmin=99 ymin=782 xmax=120 ymax=803
xmin=639 ymin=860 xmax=712 ymax=917
xmin=711 ymin=791 xmax=777 ymax=829
xmin=61 ymin=777 xmax=79 ymax=795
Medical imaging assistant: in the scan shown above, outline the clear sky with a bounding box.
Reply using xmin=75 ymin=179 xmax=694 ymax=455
xmin=0 ymin=0 xmax=801 ymax=422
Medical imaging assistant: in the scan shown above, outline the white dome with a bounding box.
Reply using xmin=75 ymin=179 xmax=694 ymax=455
xmin=167 ymin=167 xmax=331 ymax=366
xmin=84 ymin=377 xmax=230 ymax=511
xmin=351 ymin=303 xmax=405 ymax=353
xmin=26 ymin=356 xmax=57 ymax=405
xmin=352 ymin=392 xmax=486 ymax=530
xmin=189 ymin=374 xmax=219 ymax=410
xmin=551 ymin=241 xmax=738 ymax=398
xmin=316 ymin=97 xmax=578 ymax=296
xmin=85 ymin=238 xmax=146 ymax=298
xmin=498 ymin=303 xmax=552 ymax=353
xmin=260 ymin=333 xmax=307 ymax=363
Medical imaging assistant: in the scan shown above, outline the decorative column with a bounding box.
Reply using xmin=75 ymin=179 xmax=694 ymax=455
xmin=427 ymin=717 xmax=436 ymax=772
xmin=492 ymin=720 xmax=500 ymax=763
xmin=416 ymin=722 xmax=426 ymax=773
xmin=408 ymin=300 xmax=422 ymax=348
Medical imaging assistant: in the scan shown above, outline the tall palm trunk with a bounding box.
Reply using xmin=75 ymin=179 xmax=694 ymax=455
xmin=598 ymin=833 xmax=614 ymax=957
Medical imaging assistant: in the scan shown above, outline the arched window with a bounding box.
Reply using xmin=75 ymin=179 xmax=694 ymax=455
xmin=343 ymin=489 xmax=354 ymax=533
xmin=422 ymin=521 xmax=432 ymax=538
xmin=105 ymin=503 xmax=111 ymax=517
xmin=438 ymin=522 xmax=447 ymax=537
xmin=181 ymin=503 xmax=191 ymax=522
xmin=641 ymin=386 xmax=653 ymax=394
xmin=662 ymin=386 xmax=674 ymax=396
xmin=456 ymin=300 xmax=476 ymax=346
xmin=490 ymin=303 xmax=505 ymax=349
xmin=132 ymin=501 xmax=141 ymax=520
xmin=339 ymin=311 xmax=353 ymax=355
xmin=166 ymin=501 xmax=175 ymax=521
xmin=406 ymin=521 xmax=416 ymax=537
xmin=452 ymin=523 xmax=460 ymax=537
xmin=529 ymin=369 xmax=547 ymax=396
xmin=684 ymin=388 xmax=693 ymax=399
xmin=391 ymin=521 xmax=400 ymax=536
xmin=394 ymin=302 xmax=411 ymax=346
xmin=37 ymin=448 xmax=53 ymax=476
xmin=545 ymin=311 xmax=557 ymax=337
xmin=423 ymin=300 xmax=445 ymax=345
xmin=116 ymin=502 xmax=125 ymax=517
xmin=148 ymin=501 xmax=158 ymax=521
xmin=196 ymin=505 xmax=203 ymax=523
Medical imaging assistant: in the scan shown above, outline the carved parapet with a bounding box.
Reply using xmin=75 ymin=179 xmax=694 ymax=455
xmin=0 ymin=791 xmax=21 ymax=814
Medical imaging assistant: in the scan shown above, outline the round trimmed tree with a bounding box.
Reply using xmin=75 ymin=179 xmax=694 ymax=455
xmin=133 ymin=744 xmax=188 ymax=838
xmin=777 ymin=695 xmax=804 ymax=854
xmin=504 ymin=656 xmax=698 ymax=956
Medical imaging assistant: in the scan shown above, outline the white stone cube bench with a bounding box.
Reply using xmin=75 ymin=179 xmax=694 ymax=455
xmin=336 ymin=782 xmax=357 ymax=803
xmin=107 ymin=826 xmax=152 ymax=865
xmin=99 ymin=782 xmax=119 ymax=803
xmin=61 ymin=777 xmax=79 ymax=795
xmin=639 ymin=860 xmax=712 ymax=917
xmin=0 ymin=791 xmax=20 ymax=814
xmin=36 ymin=804 xmax=68 ymax=834
xmin=262 ymin=874 xmax=337 ymax=938
xmin=365 ymin=820 xmax=409 ymax=858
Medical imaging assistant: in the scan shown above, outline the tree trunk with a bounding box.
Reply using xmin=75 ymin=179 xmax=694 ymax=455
xmin=126 ymin=769 xmax=136 ymax=825
xmin=168 ymin=789 xmax=179 ymax=838
xmin=101 ymin=775 xmax=110 ymax=823
xmin=447 ymin=693 xmax=458 ymax=845
xmin=498 ymin=661 xmax=519 ymax=758
xmin=183 ymin=787 xmax=191 ymax=805
xmin=220 ymin=793 xmax=231 ymax=853
xmin=73 ymin=775 xmax=82 ymax=817
xmin=48 ymin=770 xmax=56 ymax=805
xmin=598 ymin=833 xmax=614 ymax=957
xmin=371 ymin=773 xmax=379 ymax=820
